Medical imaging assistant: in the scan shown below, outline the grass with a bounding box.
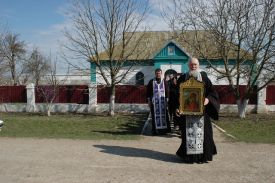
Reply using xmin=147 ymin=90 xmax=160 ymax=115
xmin=214 ymin=113 xmax=275 ymax=144
xmin=0 ymin=113 xmax=147 ymax=140
xmin=1 ymin=112 xmax=275 ymax=143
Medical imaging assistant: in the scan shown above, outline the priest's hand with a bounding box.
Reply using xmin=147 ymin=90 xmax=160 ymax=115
xmin=204 ymin=98 xmax=209 ymax=105
xmin=175 ymin=109 xmax=180 ymax=117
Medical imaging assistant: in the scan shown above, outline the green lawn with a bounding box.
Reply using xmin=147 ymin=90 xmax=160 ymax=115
xmin=214 ymin=113 xmax=275 ymax=144
xmin=2 ymin=112 xmax=275 ymax=143
xmin=0 ymin=113 xmax=147 ymax=140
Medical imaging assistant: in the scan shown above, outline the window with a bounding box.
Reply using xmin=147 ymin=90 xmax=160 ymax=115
xmin=136 ymin=72 xmax=144 ymax=85
xmin=168 ymin=45 xmax=175 ymax=55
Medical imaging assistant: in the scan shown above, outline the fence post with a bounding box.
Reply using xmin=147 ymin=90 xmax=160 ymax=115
xmin=257 ymin=86 xmax=267 ymax=113
xmin=88 ymin=83 xmax=97 ymax=113
xmin=26 ymin=83 xmax=36 ymax=112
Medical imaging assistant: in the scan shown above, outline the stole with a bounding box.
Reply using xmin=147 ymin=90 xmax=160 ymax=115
xmin=186 ymin=115 xmax=204 ymax=154
xmin=152 ymin=79 xmax=167 ymax=129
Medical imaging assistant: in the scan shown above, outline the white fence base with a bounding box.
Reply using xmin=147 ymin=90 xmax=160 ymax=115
xmin=0 ymin=103 xmax=274 ymax=114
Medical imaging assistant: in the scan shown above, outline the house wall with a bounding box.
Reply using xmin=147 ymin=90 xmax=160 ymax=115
xmin=96 ymin=65 xmax=155 ymax=85
xmin=94 ymin=64 xmax=248 ymax=86
xmin=204 ymin=65 xmax=252 ymax=85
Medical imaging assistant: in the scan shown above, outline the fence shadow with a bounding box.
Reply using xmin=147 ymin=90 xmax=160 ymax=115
xmin=93 ymin=144 xmax=182 ymax=163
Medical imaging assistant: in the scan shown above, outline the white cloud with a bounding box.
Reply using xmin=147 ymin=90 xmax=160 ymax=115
xmin=142 ymin=0 xmax=176 ymax=31
xmin=24 ymin=18 xmax=75 ymax=73
xmin=149 ymin=0 xmax=175 ymax=13
xmin=30 ymin=21 xmax=69 ymax=53
xmin=143 ymin=13 xmax=170 ymax=31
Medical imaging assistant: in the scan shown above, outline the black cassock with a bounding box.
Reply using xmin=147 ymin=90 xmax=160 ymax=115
xmin=174 ymin=71 xmax=220 ymax=163
xmin=146 ymin=78 xmax=171 ymax=135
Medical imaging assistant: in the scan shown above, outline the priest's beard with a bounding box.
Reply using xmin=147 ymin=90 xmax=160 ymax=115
xmin=189 ymin=70 xmax=200 ymax=78
xmin=189 ymin=70 xmax=202 ymax=82
xmin=156 ymin=78 xmax=161 ymax=83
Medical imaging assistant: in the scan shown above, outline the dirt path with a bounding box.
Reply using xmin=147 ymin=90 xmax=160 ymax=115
xmin=0 ymin=128 xmax=275 ymax=183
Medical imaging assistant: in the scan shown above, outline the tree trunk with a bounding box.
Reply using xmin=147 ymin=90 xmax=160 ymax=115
xmin=11 ymin=57 xmax=17 ymax=86
xmin=109 ymin=86 xmax=115 ymax=116
xmin=237 ymin=99 xmax=249 ymax=118
xmin=47 ymin=105 xmax=52 ymax=117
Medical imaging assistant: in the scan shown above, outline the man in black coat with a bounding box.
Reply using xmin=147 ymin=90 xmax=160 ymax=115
xmin=146 ymin=68 xmax=171 ymax=135
xmin=175 ymin=58 xmax=220 ymax=163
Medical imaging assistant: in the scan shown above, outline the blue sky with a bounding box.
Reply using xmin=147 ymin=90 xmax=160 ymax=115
xmin=0 ymin=0 xmax=68 ymax=54
xmin=0 ymin=0 xmax=171 ymax=72
xmin=0 ymin=0 xmax=65 ymax=32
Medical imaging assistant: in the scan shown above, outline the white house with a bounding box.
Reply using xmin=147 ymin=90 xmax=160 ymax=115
xmin=90 ymin=31 xmax=251 ymax=86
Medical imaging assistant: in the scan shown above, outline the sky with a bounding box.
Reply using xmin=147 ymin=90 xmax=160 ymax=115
xmin=0 ymin=0 xmax=171 ymax=73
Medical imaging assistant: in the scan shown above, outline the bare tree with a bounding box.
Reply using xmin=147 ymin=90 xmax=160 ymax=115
xmin=167 ymin=0 xmax=275 ymax=118
xmin=0 ymin=28 xmax=9 ymax=84
xmin=23 ymin=47 xmax=51 ymax=85
xmin=63 ymin=0 xmax=149 ymax=116
xmin=0 ymin=32 xmax=26 ymax=85
xmin=36 ymin=58 xmax=68 ymax=117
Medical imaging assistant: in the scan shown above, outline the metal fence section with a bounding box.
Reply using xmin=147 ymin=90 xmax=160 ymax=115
xmin=214 ymin=85 xmax=258 ymax=104
xmin=97 ymin=85 xmax=147 ymax=103
xmin=266 ymin=85 xmax=275 ymax=105
xmin=35 ymin=85 xmax=89 ymax=104
xmin=0 ymin=86 xmax=27 ymax=103
xmin=0 ymin=84 xmax=274 ymax=105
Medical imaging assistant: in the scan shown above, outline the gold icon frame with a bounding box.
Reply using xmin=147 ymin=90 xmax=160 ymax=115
xmin=179 ymin=77 xmax=204 ymax=115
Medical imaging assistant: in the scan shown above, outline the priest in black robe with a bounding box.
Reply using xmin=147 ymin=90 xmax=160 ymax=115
xmin=146 ymin=68 xmax=171 ymax=135
xmin=174 ymin=58 xmax=220 ymax=163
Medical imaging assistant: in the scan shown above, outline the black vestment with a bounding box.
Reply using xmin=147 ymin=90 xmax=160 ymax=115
xmin=146 ymin=78 xmax=171 ymax=135
xmin=175 ymin=71 xmax=220 ymax=163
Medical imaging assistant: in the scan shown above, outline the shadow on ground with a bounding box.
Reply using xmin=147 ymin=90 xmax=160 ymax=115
xmin=94 ymin=145 xmax=183 ymax=163
xmin=91 ymin=114 xmax=147 ymax=136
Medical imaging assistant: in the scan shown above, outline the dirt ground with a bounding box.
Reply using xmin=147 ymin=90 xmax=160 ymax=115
xmin=0 ymin=127 xmax=275 ymax=183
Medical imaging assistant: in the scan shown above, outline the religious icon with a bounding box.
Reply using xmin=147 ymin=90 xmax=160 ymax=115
xmin=179 ymin=77 xmax=204 ymax=115
xmin=168 ymin=45 xmax=175 ymax=55
xmin=184 ymin=90 xmax=200 ymax=112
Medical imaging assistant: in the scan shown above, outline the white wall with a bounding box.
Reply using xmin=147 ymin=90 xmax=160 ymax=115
xmin=40 ymin=75 xmax=91 ymax=85
xmin=202 ymin=65 xmax=253 ymax=85
xmin=160 ymin=64 xmax=182 ymax=79
xmin=1 ymin=103 xmax=275 ymax=113
xmin=96 ymin=66 xmax=154 ymax=85
xmin=95 ymin=64 xmax=254 ymax=86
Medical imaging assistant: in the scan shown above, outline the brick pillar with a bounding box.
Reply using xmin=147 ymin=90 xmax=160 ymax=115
xmin=257 ymin=86 xmax=268 ymax=113
xmin=88 ymin=83 xmax=97 ymax=113
xmin=26 ymin=83 xmax=36 ymax=112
